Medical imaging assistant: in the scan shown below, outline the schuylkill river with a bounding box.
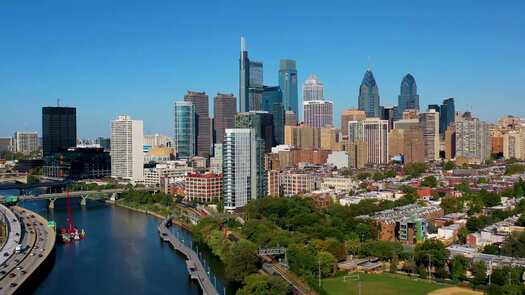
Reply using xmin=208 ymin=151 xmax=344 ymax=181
xmin=1 ymin=189 xmax=232 ymax=295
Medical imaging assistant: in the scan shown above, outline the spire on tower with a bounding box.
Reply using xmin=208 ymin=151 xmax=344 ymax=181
xmin=240 ymin=36 xmax=246 ymax=52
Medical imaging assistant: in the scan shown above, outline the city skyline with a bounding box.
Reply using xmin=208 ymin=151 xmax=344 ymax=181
xmin=1 ymin=1 xmax=524 ymax=137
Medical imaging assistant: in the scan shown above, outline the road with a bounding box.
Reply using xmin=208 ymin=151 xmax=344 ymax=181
xmin=0 ymin=206 xmax=56 ymax=294
xmin=18 ymin=187 xmax=156 ymax=201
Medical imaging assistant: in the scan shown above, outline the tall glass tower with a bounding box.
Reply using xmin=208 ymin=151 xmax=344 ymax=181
xmin=174 ymin=101 xmax=195 ymax=158
xmin=440 ymin=98 xmax=455 ymax=136
xmin=239 ymin=37 xmax=250 ymax=112
xmin=397 ymin=73 xmax=420 ymax=118
xmin=279 ymin=59 xmax=298 ymax=116
xmin=358 ymin=70 xmax=380 ymax=118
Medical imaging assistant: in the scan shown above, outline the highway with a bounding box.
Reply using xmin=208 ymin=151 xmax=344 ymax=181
xmin=17 ymin=187 xmax=156 ymax=201
xmin=0 ymin=204 xmax=22 ymax=266
xmin=158 ymin=217 xmax=219 ymax=295
xmin=0 ymin=206 xmax=56 ymax=294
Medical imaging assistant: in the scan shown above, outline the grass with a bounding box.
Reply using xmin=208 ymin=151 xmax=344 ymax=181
xmin=322 ymin=273 xmax=451 ymax=295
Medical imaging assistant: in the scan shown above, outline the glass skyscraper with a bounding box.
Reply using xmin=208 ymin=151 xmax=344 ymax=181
xmin=358 ymin=70 xmax=380 ymax=118
xmin=239 ymin=37 xmax=250 ymax=112
xmin=397 ymin=73 xmax=420 ymax=118
xmin=174 ymin=101 xmax=195 ymax=158
xmin=440 ymin=98 xmax=455 ymax=137
xmin=42 ymin=106 xmax=77 ymax=156
xmin=262 ymin=86 xmax=284 ymax=144
xmin=278 ymin=59 xmax=298 ymax=116
xmin=235 ymin=111 xmax=274 ymax=152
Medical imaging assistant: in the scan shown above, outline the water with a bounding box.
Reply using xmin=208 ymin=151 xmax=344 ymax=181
xmin=0 ymin=189 xmax=230 ymax=295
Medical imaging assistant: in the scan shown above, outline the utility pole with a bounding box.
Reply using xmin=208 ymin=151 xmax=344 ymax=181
xmin=318 ymin=257 xmax=321 ymax=288
xmin=488 ymin=260 xmax=492 ymax=286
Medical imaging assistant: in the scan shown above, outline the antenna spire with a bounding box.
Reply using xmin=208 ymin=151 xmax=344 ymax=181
xmin=240 ymin=36 xmax=246 ymax=52
xmin=57 ymin=98 xmax=60 ymax=107
xmin=367 ymin=56 xmax=372 ymax=71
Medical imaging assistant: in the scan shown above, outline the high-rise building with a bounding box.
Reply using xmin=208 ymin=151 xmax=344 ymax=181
xmin=389 ymin=127 xmax=425 ymax=164
xmin=184 ymin=91 xmax=211 ymax=157
xmin=42 ymin=106 xmax=77 ymax=156
xmin=402 ymin=109 xmax=419 ymax=120
xmin=184 ymin=172 xmax=223 ymax=203
xmin=144 ymin=134 xmax=172 ymax=148
xmin=248 ymin=61 xmax=264 ymax=111
xmin=445 ymin=125 xmax=456 ymax=160
xmin=397 ymin=74 xmax=420 ymax=118
xmin=279 ymin=59 xmax=298 ymax=115
xmin=381 ymin=106 xmax=397 ymax=130
xmin=174 ymin=101 xmax=196 ymax=158
xmin=111 ymin=115 xmax=144 ymax=182
xmin=341 ymin=109 xmax=366 ymax=140
xmin=214 ymin=93 xmax=237 ymax=144
xmin=347 ymin=141 xmax=368 ymax=169
xmin=320 ymin=127 xmax=339 ymax=151
xmin=503 ymin=130 xmax=523 ymax=160
xmin=284 ymin=125 xmax=321 ymax=150
xmin=428 ymin=104 xmax=440 ymax=113
xmin=262 ymin=86 xmax=282 ymax=112
xmin=303 ymin=100 xmax=333 ymax=128
xmin=284 ymin=109 xmax=297 ymax=126
xmin=419 ymin=110 xmax=440 ymax=161
xmin=348 ymin=118 xmax=389 ymax=165
xmin=455 ymin=112 xmax=491 ymax=163
xmin=239 ymin=37 xmax=250 ymax=112
xmin=262 ymin=86 xmax=284 ymax=144
xmin=13 ymin=131 xmax=38 ymax=154
xmin=235 ymin=111 xmax=274 ymax=152
xmin=303 ymin=74 xmax=324 ymax=101
xmin=439 ymin=98 xmax=455 ymax=137
xmin=358 ymin=70 xmax=380 ymax=118
xmin=223 ymin=128 xmax=266 ymax=211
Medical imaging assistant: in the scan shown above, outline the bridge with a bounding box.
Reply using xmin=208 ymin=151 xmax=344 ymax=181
xmin=17 ymin=187 xmax=158 ymax=208
xmin=158 ymin=216 xmax=219 ymax=295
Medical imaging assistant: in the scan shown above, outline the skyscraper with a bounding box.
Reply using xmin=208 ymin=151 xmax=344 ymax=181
xmin=262 ymin=86 xmax=284 ymax=145
xmin=239 ymin=37 xmax=250 ymax=112
xmin=223 ymin=128 xmax=266 ymax=211
xmin=42 ymin=106 xmax=77 ymax=156
xmin=184 ymin=91 xmax=211 ymax=157
xmin=348 ymin=118 xmax=389 ymax=165
xmin=397 ymin=73 xmax=420 ymax=118
xmin=341 ymin=109 xmax=366 ymax=140
xmin=284 ymin=109 xmax=297 ymax=126
xmin=419 ymin=110 xmax=440 ymax=161
xmin=13 ymin=131 xmax=38 ymax=154
xmin=174 ymin=101 xmax=196 ymax=158
xmin=358 ymin=70 xmax=380 ymax=118
xmin=455 ymin=112 xmax=491 ymax=163
xmin=303 ymin=74 xmax=324 ymax=101
xmin=111 ymin=115 xmax=144 ymax=182
xmin=303 ymin=100 xmax=333 ymax=128
xmin=279 ymin=59 xmax=298 ymax=115
xmin=248 ymin=61 xmax=264 ymax=111
xmin=214 ymin=93 xmax=237 ymax=144
xmin=235 ymin=111 xmax=274 ymax=152
xmin=439 ymin=98 xmax=455 ymax=137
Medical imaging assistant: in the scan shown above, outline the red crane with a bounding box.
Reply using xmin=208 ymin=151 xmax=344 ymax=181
xmin=59 ymin=190 xmax=85 ymax=243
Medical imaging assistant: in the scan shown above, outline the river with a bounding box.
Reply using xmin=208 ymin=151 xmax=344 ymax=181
xmin=0 ymin=190 xmax=231 ymax=295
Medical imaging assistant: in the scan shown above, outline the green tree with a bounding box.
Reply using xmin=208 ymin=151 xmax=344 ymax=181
xmin=443 ymin=161 xmax=456 ymax=171
xmin=317 ymin=251 xmax=336 ymax=277
xmin=501 ymin=232 xmax=525 ymax=258
xmin=440 ymin=196 xmax=463 ymax=214
xmin=414 ymin=239 xmax=448 ymax=268
xmin=404 ymin=162 xmax=427 ymax=178
xmin=236 ymin=274 xmax=288 ymax=295
xmin=450 ymin=255 xmax=470 ymax=281
xmin=482 ymin=244 xmax=500 ymax=255
xmin=225 ymin=239 xmax=258 ymax=282
xmin=471 ymin=260 xmax=487 ymax=286
xmin=421 ymin=176 xmax=438 ymax=188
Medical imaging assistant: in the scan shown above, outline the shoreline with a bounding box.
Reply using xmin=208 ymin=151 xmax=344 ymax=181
xmin=111 ymin=201 xmax=167 ymax=220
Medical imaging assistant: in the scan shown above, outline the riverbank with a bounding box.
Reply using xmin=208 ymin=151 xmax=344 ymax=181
xmin=112 ymin=200 xmax=168 ymax=220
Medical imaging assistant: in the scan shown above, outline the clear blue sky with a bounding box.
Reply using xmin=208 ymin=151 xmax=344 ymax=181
xmin=1 ymin=0 xmax=524 ymax=138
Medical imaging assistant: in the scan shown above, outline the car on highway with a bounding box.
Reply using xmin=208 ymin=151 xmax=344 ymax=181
xmin=10 ymin=282 xmax=17 ymax=288
xmin=21 ymin=270 xmax=27 ymax=275
xmin=38 ymin=254 xmax=43 ymax=258
xmin=3 ymin=252 xmax=9 ymax=257
xmin=0 ymin=270 xmax=6 ymax=275
xmin=8 ymin=273 xmax=16 ymax=278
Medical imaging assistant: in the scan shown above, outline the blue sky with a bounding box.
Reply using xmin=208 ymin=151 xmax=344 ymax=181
xmin=1 ymin=0 xmax=524 ymax=138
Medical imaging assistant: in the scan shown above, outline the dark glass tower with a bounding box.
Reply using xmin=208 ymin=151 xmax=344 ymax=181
xmin=235 ymin=111 xmax=274 ymax=152
xmin=213 ymin=93 xmax=237 ymax=144
xmin=278 ymin=59 xmax=298 ymax=116
xmin=440 ymin=98 xmax=455 ymax=136
xmin=262 ymin=86 xmax=284 ymax=145
xmin=358 ymin=70 xmax=380 ymax=117
xmin=184 ymin=91 xmax=211 ymax=157
xmin=397 ymin=73 xmax=420 ymax=118
xmin=239 ymin=37 xmax=250 ymax=112
xmin=42 ymin=106 xmax=77 ymax=156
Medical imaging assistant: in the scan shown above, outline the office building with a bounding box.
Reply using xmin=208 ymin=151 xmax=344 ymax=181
xmin=210 ymin=144 xmax=223 ymax=174
xmin=388 ymin=126 xmax=425 ymax=164
xmin=95 ymin=137 xmax=111 ymax=150
xmin=397 ymin=73 xmax=420 ymax=118
xmin=279 ymin=59 xmax=298 ymax=115
xmin=214 ymin=93 xmax=237 ymax=144
xmin=144 ymin=134 xmax=172 ymax=148
xmin=304 ymin=100 xmax=333 ymax=128
xmin=341 ymin=109 xmax=366 ymax=140
xmin=303 ymin=74 xmax=324 ymax=101
xmin=42 ymin=106 xmax=77 ymax=156
xmin=419 ymin=110 xmax=440 ymax=161
xmin=347 ymin=140 xmax=368 ymax=169
xmin=111 ymin=115 xmax=144 ymax=182
xmin=285 ymin=109 xmax=297 ymax=126
xmin=348 ymin=118 xmax=389 ymax=165
xmin=381 ymin=106 xmax=397 ymax=130
xmin=185 ymin=172 xmax=223 ymax=203
xmin=284 ymin=125 xmax=321 ymax=150
xmin=43 ymin=147 xmax=111 ymax=179
xmin=358 ymin=70 xmax=380 ymax=118
xmin=320 ymin=127 xmax=339 ymax=151
xmin=440 ymin=98 xmax=455 ymax=137
xmin=184 ymin=91 xmax=211 ymax=157
xmin=262 ymin=86 xmax=284 ymax=145
xmin=235 ymin=111 xmax=274 ymax=152
xmin=0 ymin=138 xmax=13 ymax=153
xmin=455 ymin=113 xmax=491 ymax=163
xmin=248 ymin=61 xmax=264 ymax=111
xmin=13 ymin=131 xmax=38 ymax=154
xmin=223 ymin=128 xmax=266 ymax=211
xmin=239 ymin=37 xmax=250 ymax=112
xmin=174 ymin=101 xmax=196 ymax=158
xmin=445 ymin=125 xmax=456 ymax=160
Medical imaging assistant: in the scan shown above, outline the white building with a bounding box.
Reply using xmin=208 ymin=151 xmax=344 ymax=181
xmin=144 ymin=133 xmax=173 ymax=147
xmin=348 ymin=118 xmax=389 ymax=165
xmin=320 ymin=177 xmax=358 ymax=192
xmin=455 ymin=112 xmax=491 ymax=163
xmin=210 ymin=144 xmax=223 ymax=174
xmin=143 ymin=162 xmax=194 ymax=187
xmin=13 ymin=131 xmax=38 ymax=154
xmin=223 ymin=128 xmax=265 ymax=211
xmin=419 ymin=109 xmax=440 ymax=161
xmin=303 ymin=100 xmax=333 ymax=128
xmin=303 ymin=74 xmax=324 ymax=101
xmin=111 ymin=115 xmax=144 ymax=183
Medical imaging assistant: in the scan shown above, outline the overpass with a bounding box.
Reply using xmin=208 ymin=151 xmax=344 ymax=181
xmin=0 ymin=206 xmax=56 ymax=294
xmin=18 ymin=187 xmax=158 ymax=208
xmin=158 ymin=216 xmax=219 ymax=295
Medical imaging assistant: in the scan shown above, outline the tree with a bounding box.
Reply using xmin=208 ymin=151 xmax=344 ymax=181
xmin=372 ymin=171 xmax=385 ymax=181
xmin=440 ymin=196 xmax=463 ymax=214
xmin=482 ymin=244 xmax=500 ymax=255
xmin=421 ymin=176 xmax=438 ymax=188
xmin=404 ymin=162 xmax=427 ymax=178
xmin=471 ymin=260 xmax=487 ymax=286
xmin=236 ymin=274 xmax=288 ymax=295
xmin=225 ymin=240 xmax=258 ymax=282
xmin=501 ymin=232 xmax=525 ymax=258
xmin=317 ymin=251 xmax=336 ymax=277
xmin=360 ymin=240 xmax=403 ymax=261
xmin=443 ymin=161 xmax=456 ymax=171
xmin=450 ymin=255 xmax=470 ymax=281
xmin=414 ymin=239 xmax=448 ymax=268
xmin=457 ymin=227 xmax=469 ymax=244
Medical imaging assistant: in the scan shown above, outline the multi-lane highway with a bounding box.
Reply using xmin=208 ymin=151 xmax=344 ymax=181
xmin=0 ymin=206 xmax=55 ymax=294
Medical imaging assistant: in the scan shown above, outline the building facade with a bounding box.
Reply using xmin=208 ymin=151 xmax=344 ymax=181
xmin=174 ymin=101 xmax=196 ymax=158
xmin=42 ymin=106 xmax=77 ymax=156
xmin=303 ymin=100 xmax=333 ymax=129
xmin=184 ymin=91 xmax=211 ymax=157
xmin=303 ymin=74 xmax=324 ymax=101
xmin=440 ymin=98 xmax=455 ymax=137
xmin=341 ymin=109 xmax=366 ymax=140
xmin=111 ymin=115 xmax=144 ymax=182
xmin=358 ymin=70 xmax=380 ymax=118
xmin=419 ymin=110 xmax=440 ymax=161
xmin=185 ymin=172 xmax=223 ymax=203
xmin=43 ymin=147 xmax=111 ymax=180
xmin=235 ymin=111 xmax=274 ymax=152
xmin=13 ymin=131 xmax=38 ymax=154
xmin=279 ymin=59 xmax=298 ymax=115
xmin=455 ymin=113 xmax=491 ymax=163
xmin=348 ymin=118 xmax=389 ymax=165
xmin=397 ymin=73 xmax=420 ymax=118
xmin=214 ymin=93 xmax=237 ymax=144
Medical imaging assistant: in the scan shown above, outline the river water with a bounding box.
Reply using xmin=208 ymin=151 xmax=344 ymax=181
xmin=0 ymin=189 xmax=231 ymax=295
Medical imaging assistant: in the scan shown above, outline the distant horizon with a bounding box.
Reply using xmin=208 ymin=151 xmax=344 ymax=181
xmin=1 ymin=0 xmax=524 ymax=138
